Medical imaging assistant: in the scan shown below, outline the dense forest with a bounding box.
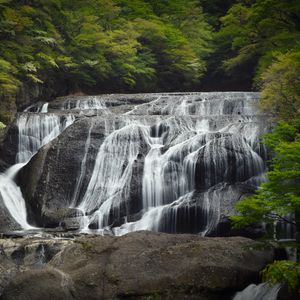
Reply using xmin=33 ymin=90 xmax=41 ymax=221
xmin=0 ymin=0 xmax=300 ymax=294
xmin=1 ymin=0 xmax=299 ymax=122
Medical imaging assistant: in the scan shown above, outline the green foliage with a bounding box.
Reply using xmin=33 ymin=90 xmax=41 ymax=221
xmin=231 ymin=120 xmax=300 ymax=229
xmin=0 ymin=121 xmax=6 ymax=129
xmin=260 ymin=50 xmax=300 ymax=120
xmin=0 ymin=0 xmax=213 ymax=96
xmin=262 ymin=121 xmax=299 ymax=151
xmin=216 ymin=0 xmax=300 ymax=85
xmin=0 ymin=58 xmax=20 ymax=95
xmin=219 ymin=1 xmax=300 ymax=243
xmin=262 ymin=260 xmax=300 ymax=294
xmin=0 ymin=0 xmax=215 ymax=121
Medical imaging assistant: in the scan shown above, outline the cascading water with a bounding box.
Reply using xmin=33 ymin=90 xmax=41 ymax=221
xmin=16 ymin=113 xmax=75 ymax=163
xmin=78 ymin=123 xmax=151 ymax=229
xmin=60 ymin=92 xmax=268 ymax=235
xmin=70 ymin=125 xmax=93 ymax=207
xmin=0 ymin=110 xmax=75 ymax=229
xmin=61 ymin=95 xmax=110 ymax=113
xmin=0 ymin=92 xmax=269 ymax=235
xmin=233 ymin=283 xmax=281 ymax=300
xmin=0 ymin=163 xmax=34 ymax=229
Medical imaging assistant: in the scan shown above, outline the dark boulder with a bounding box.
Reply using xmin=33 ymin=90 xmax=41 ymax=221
xmin=0 ymin=122 xmax=19 ymax=167
xmin=42 ymin=208 xmax=83 ymax=229
xmin=157 ymin=182 xmax=257 ymax=236
xmin=0 ymin=193 xmax=21 ymax=232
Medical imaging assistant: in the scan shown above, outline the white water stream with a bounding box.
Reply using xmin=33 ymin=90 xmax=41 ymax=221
xmin=233 ymin=283 xmax=281 ymax=300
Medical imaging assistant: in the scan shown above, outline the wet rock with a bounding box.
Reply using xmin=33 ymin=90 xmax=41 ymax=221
xmin=0 ymin=193 xmax=21 ymax=232
xmin=60 ymin=218 xmax=81 ymax=231
xmin=43 ymin=208 xmax=83 ymax=229
xmin=18 ymin=118 xmax=106 ymax=226
xmin=0 ymin=122 xmax=19 ymax=167
xmin=1 ymin=268 xmax=76 ymax=300
xmin=208 ymin=216 xmax=266 ymax=239
xmin=0 ymin=232 xmax=274 ymax=300
xmin=156 ymin=183 xmax=256 ymax=236
xmin=195 ymin=135 xmax=264 ymax=190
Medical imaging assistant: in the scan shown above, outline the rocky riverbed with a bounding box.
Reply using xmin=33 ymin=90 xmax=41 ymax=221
xmin=0 ymin=231 xmax=274 ymax=300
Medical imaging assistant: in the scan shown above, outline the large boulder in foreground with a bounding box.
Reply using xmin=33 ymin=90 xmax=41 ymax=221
xmin=0 ymin=231 xmax=274 ymax=300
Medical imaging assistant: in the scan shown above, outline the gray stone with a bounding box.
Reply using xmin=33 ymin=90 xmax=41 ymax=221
xmin=0 ymin=193 xmax=21 ymax=232
xmin=0 ymin=231 xmax=274 ymax=300
xmin=18 ymin=117 xmax=106 ymax=227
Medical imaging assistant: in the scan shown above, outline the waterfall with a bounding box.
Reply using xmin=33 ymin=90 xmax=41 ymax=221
xmin=0 ymin=111 xmax=75 ymax=229
xmin=70 ymin=92 xmax=268 ymax=233
xmin=0 ymin=163 xmax=34 ymax=229
xmin=70 ymin=124 xmax=93 ymax=207
xmin=40 ymin=103 xmax=49 ymax=113
xmin=78 ymin=123 xmax=150 ymax=229
xmin=16 ymin=113 xmax=75 ymax=163
xmin=61 ymin=95 xmax=110 ymax=113
xmin=1 ymin=92 xmax=268 ymax=234
xmin=233 ymin=283 xmax=281 ymax=300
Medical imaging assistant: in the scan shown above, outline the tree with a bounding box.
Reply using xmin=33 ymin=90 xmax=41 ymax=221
xmin=259 ymin=50 xmax=300 ymax=120
xmin=263 ymin=261 xmax=300 ymax=295
xmin=214 ymin=0 xmax=300 ymax=86
xmin=232 ymin=120 xmax=300 ymax=237
xmin=0 ymin=0 xmax=214 ymax=122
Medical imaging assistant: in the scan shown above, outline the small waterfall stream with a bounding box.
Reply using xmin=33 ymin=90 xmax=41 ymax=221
xmin=0 ymin=112 xmax=75 ymax=229
xmin=233 ymin=283 xmax=281 ymax=300
xmin=16 ymin=113 xmax=74 ymax=163
xmin=0 ymin=163 xmax=33 ymax=229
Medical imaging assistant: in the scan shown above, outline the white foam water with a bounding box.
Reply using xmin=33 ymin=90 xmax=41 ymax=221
xmin=0 ymin=163 xmax=34 ymax=229
xmin=233 ymin=283 xmax=281 ymax=300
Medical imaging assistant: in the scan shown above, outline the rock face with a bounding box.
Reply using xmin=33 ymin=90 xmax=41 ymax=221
xmin=0 ymin=122 xmax=19 ymax=169
xmin=0 ymin=193 xmax=21 ymax=232
xmin=0 ymin=231 xmax=274 ymax=300
xmin=18 ymin=117 xmax=106 ymax=227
